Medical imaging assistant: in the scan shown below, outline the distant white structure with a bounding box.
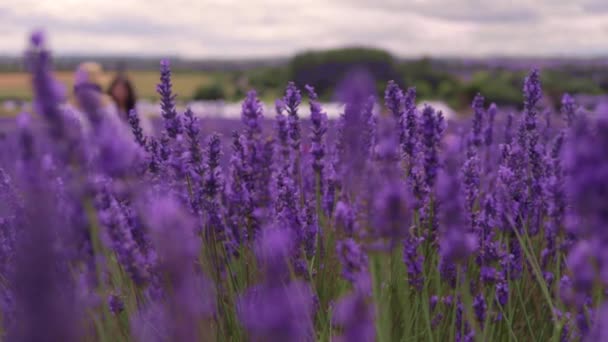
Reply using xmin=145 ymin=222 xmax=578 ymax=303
xmin=172 ymin=100 xmax=457 ymax=121
xmin=418 ymin=101 xmax=457 ymax=120
xmin=5 ymin=98 xmax=458 ymax=122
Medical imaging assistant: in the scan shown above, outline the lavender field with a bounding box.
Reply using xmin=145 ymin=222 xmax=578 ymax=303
xmin=1 ymin=31 xmax=607 ymax=342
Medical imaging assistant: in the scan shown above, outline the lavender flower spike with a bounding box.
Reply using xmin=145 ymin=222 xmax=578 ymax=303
xmin=283 ymin=82 xmax=302 ymax=152
xmin=241 ymin=90 xmax=263 ymax=138
xmin=561 ymin=93 xmax=577 ymax=127
xmin=127 ymin=109 xmax=147 ymax=147
xmin=157 ymin=59 xmax=182 ymax=138
xmin=306 ymin=84 xmax=328 ymax=190
xmin=469 ymin=93 xmax=485 ymax=152
xmin=420 ymin=105 xmax=445 ymax=190
xmin=384 ymin=80 xmax=404 ymax=121
xmin=523 ymin=69 xmax=542 ymax=112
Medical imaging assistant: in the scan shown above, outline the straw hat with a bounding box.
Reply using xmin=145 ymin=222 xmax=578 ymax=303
xmin=72 ymin=61 xmax=112 ymax=108
xmin=74 ymin=62 xmax=109 ymax=88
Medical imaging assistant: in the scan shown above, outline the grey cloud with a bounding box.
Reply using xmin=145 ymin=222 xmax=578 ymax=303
xmin=343 ymin=0 xmax=541 ymax=23
xmin=0 ymin=0 xmax=606 ymax=58
xmin=581 ymin=0 xmax=608 ymax=12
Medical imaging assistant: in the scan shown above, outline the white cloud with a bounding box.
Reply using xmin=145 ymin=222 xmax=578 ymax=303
xmin=1 ymin=0 xmax=607 ymax=58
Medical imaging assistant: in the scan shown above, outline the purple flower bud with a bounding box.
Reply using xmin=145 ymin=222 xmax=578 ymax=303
xmin=561 ymin=93 xmax=577 ymax=127
xmin=157 ymin=59 xmax=182 ymax=138
xmin=403 ymin=236 xmax=424 ymax=290
xmin=469 ymin=93 xmax=485 ymax=152
xmin=128 ymin=109 xmax=147 ymax=147
xmin=484 ymin=103 xmax=497 ymax=147
xmin=241 ymin=90 xmax=263 ymax=138
xmin=238 ymin=281 xmax=315 ymax=341
xmin=384 ymin=80 xmax=404 ymax=121
xmin=473 ymin=293 xmax=487 ymax=326
xmin=336 ymin=238 xmax=368 ymax=285
xmin=332 ymin=289 xmax=375 ymax=342
xmin=108 ymin=293 xmax=124 ymax=315
xmin=420 ymin=105 xmax=444 ymax=189
xmin=566 ymin=241 xmax=595 ymax=295
xmin=306 ymin=84 xmax=328 ymax=190
xmin=523 ymin=69 xmax=542 ymax=112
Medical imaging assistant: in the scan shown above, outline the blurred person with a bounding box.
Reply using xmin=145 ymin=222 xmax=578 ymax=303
xmin=107 ymin=73 xmax=153 ymax=134
xmin=70 ymin=61 xmax=124 ymax=133
xmin=108 ymin=74 xmax=136 ymax=117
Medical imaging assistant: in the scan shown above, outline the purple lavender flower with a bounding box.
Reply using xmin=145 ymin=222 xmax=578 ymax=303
xmin=93 ymin=118 xmax=143 ymax=178
xmin=239 ymin=91 xmax=265 ymax=239
xmin=401 ymin=87 xmax=418 ymax=164
xmin=461 ymin=155 xmax=480 ymax=233
xmin=283 ymin=82 xmax=302 ymax=153
xmin=240 ymin=227 xmax=315 ymax=340
xmin=523 ymin=69 xmax=542 ymax=113
xmin=495 ymin=279 xmax=509 ymax=307
xmin=157 ymin=59 xmax=182 ymax=138
xmin=336 ymin=238 xmax=368 ymax=285
xmin=561 ymin=93 xmax=577 ymax=127
xmin=254 ymin=227 xmax=294 ymax=280
xmin=384 ymin=80 xmax=404 ymax=121
xmin=274 ymin=166 xmax=303 ymax=240
xmin=242 ymin=90 xmax=264 ymax=138
xmin=323 ymin=161 xmax=339 ymax=216
xmin=335 ymin=71 xmax=376 ymax=190
xmin=332 ymin=288 xmax=375 ymax=342
xmin=183 ymin=108 xmax=204 ymax=187
xmin=138 ymin=196 xmax=215 ymax=340
xmin=8 ymin=176 xmax=82 ymax=341
xmin=480 ymin=266 xmax=498 ymax=284
xmin=275 ymin=104 xmax=290 ymax=166
xmin=302 ymin=200 xmax=318 ymax=260
xmin=25 ymin=31 xmax=68 ymax=141
xmin=437 ymin=148 xmax=477 ymax=267
xmin=473 ymin=293 xmax=487 ymax=326
xmin=127 ymin=109 xmax=147 ymax=147
xmin=108 ymin=293 xmax=124 ymax=315
xmin=484 ymin=103 xmax=497 ymax=147
xmin=403 ymin=236 xmax=424 ymax=290
xmin=469 ymin=93 xmax=485 ymax=153
xmin=420 ymin=105 xmax=445 ymax=190
xmin=238 ymin=280 xmax=315 ymax=341
xmin=372 ymin=180 xmax=408 ymax=248
xmin=334 ymin=199 xmax=358 ymax=237
xmin=504 ymin=112 xmax=514 ymax=145
xmin=564 ymin=112 xmax=608 ymax=238
xmin=225 ymin=132 xmax=251 ymax=243
xmin=362 ymin=96 xmax=377 ymax=159
xmin=587 ymin=303 xmax=608 ymax=341
xmin=201 ymin=133 xmax=223 ymax=201
xmin=306 ymin=84 xmax=328 ymax=191
xmin=566 ymin=241 xmax=595 ymax=295
xmin=98 ymin=195 xmax=151 ymax=286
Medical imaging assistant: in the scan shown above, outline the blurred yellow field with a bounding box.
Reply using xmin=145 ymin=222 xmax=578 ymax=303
xmin=0 ymin=70 xmax=214 ymax=101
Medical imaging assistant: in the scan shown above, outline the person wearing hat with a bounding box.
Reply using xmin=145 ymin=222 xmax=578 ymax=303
xmin=68 ymin=61 xmax=125 ymax=135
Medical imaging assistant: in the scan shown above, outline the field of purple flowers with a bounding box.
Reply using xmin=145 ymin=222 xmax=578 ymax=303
xmin=1 ymin=32 xmax=607 ymax=342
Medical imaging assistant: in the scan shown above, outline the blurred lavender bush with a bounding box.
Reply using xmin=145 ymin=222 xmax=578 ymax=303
xmin=0 ymin=31 xmax=606 ymax=342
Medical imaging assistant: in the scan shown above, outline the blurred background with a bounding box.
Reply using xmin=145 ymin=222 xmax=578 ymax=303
xmin=0 ymin=0 xmax=607 ymax=118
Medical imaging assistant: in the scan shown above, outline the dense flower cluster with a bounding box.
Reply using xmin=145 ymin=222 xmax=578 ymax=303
xmin=1 ymin=32 xmax=606 ymax=342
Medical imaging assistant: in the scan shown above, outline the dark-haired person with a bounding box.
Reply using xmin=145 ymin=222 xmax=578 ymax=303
xmin=107 ymin=74 xmax=153 ymax=134
xmin=108 ymin=75 xmax=136 ymax=117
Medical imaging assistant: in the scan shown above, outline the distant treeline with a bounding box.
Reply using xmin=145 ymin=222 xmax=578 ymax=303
xmin=0 ymin=55 xmax=287 ymax=72
xmin=237 ymin=48 xmax=608 ymax=110
xmin=1 ymin=48 xmax=607 ymax=110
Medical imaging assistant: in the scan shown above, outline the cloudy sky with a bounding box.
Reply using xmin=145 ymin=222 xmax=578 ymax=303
xmin=2 ymin=0 xmax=608 ymax=58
